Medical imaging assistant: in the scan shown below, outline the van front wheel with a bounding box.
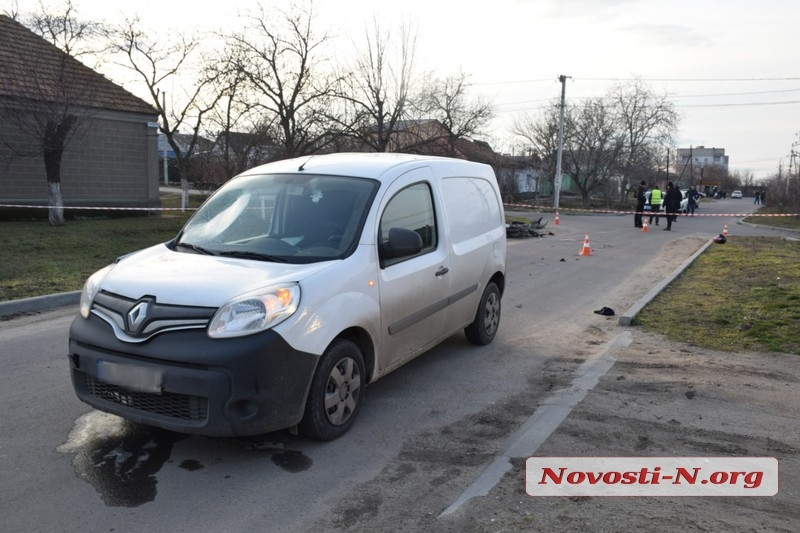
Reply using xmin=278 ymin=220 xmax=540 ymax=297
xmin=299 ymin=340 xmax=365 ymax=441
xmin=464 ymin=282 xmax=501 ymax=345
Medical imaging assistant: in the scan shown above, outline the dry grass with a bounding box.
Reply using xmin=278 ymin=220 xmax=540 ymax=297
xmin=742 ymin=206 xmax=800 ymax=231
xmin=0 ymin=192 xmax=199 ymax=301
xmin=635 ymin=236 xmax=800 ymax=354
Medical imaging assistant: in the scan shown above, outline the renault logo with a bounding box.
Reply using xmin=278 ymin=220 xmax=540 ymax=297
xmin=127 ymin=301 xmax=149 ymax=331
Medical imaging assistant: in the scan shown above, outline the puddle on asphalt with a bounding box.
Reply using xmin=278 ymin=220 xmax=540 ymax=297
xmin=232 ymin=435 xmax=315 ymax=473
xmin=58 ymin=411 xmax=313 ymax=507
xmin=57 ymin=411 xmax=186 ymax=507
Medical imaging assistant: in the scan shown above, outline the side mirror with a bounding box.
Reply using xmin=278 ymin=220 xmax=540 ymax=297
xmin=381 ymin=227 xmax=423 ymax=261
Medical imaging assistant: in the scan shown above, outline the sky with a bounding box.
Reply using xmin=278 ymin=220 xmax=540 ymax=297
xmin=6 ymin=0 xmax=800 ymax=180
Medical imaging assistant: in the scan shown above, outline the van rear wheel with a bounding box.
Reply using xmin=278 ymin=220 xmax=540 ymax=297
xmin=464 ymin=281 xmax=501 ymax=345
xmin=299 ymin=339 xmax=365 ymax=441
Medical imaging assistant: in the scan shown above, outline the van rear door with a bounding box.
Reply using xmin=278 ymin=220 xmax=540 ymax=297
xmin=439 ymin=176 xmax=505 ymax=329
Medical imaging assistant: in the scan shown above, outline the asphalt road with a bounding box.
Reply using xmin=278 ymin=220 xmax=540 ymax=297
xmin=0 ymin=197 xmax=791 ymax=532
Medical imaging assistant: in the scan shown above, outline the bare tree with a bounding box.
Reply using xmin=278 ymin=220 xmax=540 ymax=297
xmin=512 ymin=80 xmax=678 ymax=205
xmin=730 ymin=169 xmax=754 ymax=194
xmin=27 ymin=0 xmax=106 ymax=67
xmin=766 ymin=146 xmax=800 ymax=210
xmin=333 ymin=17 xmax=419 ymax=152
xmin=109 ymin=18 xmax=223 ymax=209
xmin=512 ymin=102 xmax=562 ymax=195
xmin=1 ymin=0 xmax=19 ymax=19
xmin=398 ymin=72 xmax=494 ymax=156
xmin=563 ymin=98 xmax=625 ymax=206
xmin=609 ymin=79 xmax=679 ymax=200
xmin=1 ymin=2 xmax=103 ymax=225
xmin=703 ymin=166 xmax=738 ymax=194
xmin=204 ymin=41 xmax=272 ymax=180
xmin=226 ymin=1 xmax=338 ymax=159
xmin=420 ymin=72 xmax=493 ymax=143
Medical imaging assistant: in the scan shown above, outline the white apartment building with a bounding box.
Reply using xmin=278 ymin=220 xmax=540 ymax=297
xmin=676 ymin=146 xmax=729 ymax=172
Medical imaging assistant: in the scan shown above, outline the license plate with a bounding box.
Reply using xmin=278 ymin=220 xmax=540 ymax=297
xmin=97 ymin=360 xmax=163 ymax=394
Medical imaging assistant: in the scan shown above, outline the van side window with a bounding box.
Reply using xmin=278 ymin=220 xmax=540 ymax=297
xmin=379 ymin=183 xmax=437 ymax=267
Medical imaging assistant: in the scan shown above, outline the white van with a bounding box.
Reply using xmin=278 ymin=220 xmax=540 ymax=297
xmin=68 ymin=153 xmax=507 ymax=440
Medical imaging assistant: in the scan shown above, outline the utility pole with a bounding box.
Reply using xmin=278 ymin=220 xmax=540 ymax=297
xmin=553 ymin=74 xmax=570 ymax=210
xmin=162 ymin=91 xmax=168 ymax=186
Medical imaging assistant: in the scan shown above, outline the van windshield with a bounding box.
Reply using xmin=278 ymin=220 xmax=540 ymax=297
xmin=175 ymin=173 xmax=379 ymax=264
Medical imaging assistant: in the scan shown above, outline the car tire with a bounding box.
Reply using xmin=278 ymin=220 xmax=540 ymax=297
xmin=464 ymin=281 xmax=501 ymax=345
xmin=299 ymin=339 xmax=365 ymax=441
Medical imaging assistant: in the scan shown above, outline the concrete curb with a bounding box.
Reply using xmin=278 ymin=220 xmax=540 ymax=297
xmin=0 ymin=291 xmax=80 ymax=319
xmin=738 ymin=217 xmax=800 ymax=234
xmin=618 ymin=238 xmax=714 ymax=326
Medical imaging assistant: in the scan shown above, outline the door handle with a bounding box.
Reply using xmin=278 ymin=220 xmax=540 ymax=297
xmin=435 ymin=266 xmax=449 ymax=277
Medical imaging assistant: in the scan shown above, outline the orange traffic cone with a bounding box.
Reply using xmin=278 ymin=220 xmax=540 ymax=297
xmin=642 ymin=217 xmax=649 ymax=233
xmin=579 ymin=234 xmax=593 ymax=256
xmin=723 ymin=223 xmax=729 ymax=236
xmin=554 ymin=210 xmax=560 ymax=225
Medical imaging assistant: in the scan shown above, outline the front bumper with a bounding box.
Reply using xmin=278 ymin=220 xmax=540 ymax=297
xmin=68 ymin=313 xmax=319 ymax=436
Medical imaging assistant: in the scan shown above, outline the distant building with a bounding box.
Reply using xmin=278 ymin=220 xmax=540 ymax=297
xmin=675 ymin=146 xmax=730 ymax=196
xmin=157 ymin=133 xmax=215 ymax=184
xmin=676 ymin=146 xmax=729 ymax=172
xmin=0 ymin=14 xmax=159 ymax=210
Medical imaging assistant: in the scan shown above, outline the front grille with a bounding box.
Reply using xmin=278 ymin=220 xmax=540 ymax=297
xmin=92 ymin=291 xmax=215 ymax=342
xmin=85 ymin=374 xmax=208 ymax=421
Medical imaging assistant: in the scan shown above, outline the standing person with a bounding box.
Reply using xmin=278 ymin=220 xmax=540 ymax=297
xmin=663 ymin=181 xmax=681 ymax=231
xmin=634 ymin=180 xmax=646 ymax=228
xmin=648 ymin=184 xmax=663 ymax=226
xmin=687 ymin=185 xmax=700 ymax=216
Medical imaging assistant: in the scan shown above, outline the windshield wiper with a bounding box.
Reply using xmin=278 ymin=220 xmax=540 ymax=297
xmin=175 ymin=242 xmax=217 ymax=255
xmin=217 ymin=250 xmax=288 ymax=263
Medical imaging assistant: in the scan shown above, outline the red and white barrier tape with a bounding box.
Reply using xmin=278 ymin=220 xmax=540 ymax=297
xmin=1 ymin=201 xmax=797 ymax=218
xmin=0 ymin=204 xmax=197 ymax=211
xmin=503 ymin=203 xmax=800 ymax=217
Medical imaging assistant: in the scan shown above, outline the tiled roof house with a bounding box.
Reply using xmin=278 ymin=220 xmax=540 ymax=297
xmin=386 ymin=119 xmax=530 ymax=199
xmin=0 ymin=14 xmax=159 ymax=210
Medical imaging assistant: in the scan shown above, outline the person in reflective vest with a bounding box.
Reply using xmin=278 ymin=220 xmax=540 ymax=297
xmin=648 ymin=184 xmax=662 ymax=226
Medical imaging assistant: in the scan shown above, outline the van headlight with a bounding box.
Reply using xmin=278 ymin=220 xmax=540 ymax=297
xmin=79 ymin=264 xmax=114 ymax=319
xmin=208 ymin=284 xmax=300 ymax=338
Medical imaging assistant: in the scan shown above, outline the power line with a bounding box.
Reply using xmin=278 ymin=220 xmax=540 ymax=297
xmin=473 ymin=78 xmax=553 ymax=87
xmin=676 ymin=100 xmax=800 ymax=108
xmin=495 ymin=98 xmax=552 ymax=108
xmin=474 ymin=76 xmax=800 ymax=87
xmin=672 ymin=88 xmax=800 ymax=98
xmin=492 ymin=98 xmax=800 ymax=114
xmin=486 ymin=77 xmax=800 ymax=115
xmin=577 ymin=77 xmax=800 ymax=82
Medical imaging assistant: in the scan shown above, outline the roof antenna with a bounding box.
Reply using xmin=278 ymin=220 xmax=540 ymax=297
xmin=298 ymin=156 xmax=313 ymax=171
